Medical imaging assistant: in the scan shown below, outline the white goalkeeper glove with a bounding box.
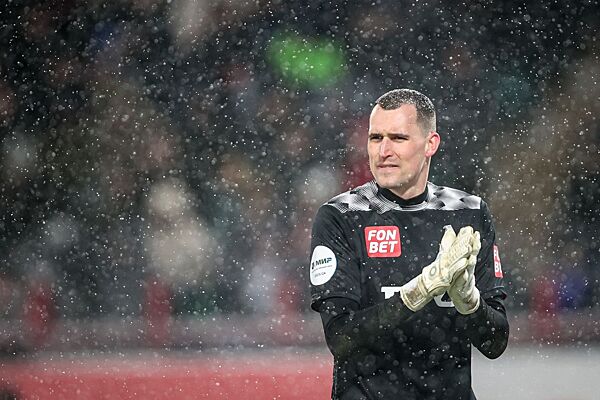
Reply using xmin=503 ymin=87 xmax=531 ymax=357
xmin=448 ymin=231 xmax=481 ymax=314
xmin=399 ymin=226 xmax=477 ymax=312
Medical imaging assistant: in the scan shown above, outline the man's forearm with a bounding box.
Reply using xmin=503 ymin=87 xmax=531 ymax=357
xmin=459 ymin=297 xmax=509 ymax=359
xmin=318 ymin=296 xmax=415 ymax=358
xmin=320 ymin=294 xmax=509 ymax=360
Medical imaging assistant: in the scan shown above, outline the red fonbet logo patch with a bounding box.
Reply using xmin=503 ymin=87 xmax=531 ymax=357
xmin=365 ymin=226 xmax=401 ymax=258
xmin=493 ymin=245 xmax=503 ymax=278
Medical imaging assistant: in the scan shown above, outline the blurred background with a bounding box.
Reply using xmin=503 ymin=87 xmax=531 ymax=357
xmin=0 ymin=0 xmax=599 ymax=399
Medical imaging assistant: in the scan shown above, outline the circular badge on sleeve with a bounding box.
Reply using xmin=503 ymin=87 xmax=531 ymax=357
xmin=310 ymin=245 xmax=337 ymax=285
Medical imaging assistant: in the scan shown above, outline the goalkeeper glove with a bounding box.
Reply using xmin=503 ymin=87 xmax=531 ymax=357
xmin=448 ymin=231 xmax=481 ymax=314
xmin=400 ymin=226 xmax=477 ymax=312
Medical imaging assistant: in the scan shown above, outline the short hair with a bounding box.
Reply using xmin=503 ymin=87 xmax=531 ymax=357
xmin=375 ymin=89 xmax=436 ymax=133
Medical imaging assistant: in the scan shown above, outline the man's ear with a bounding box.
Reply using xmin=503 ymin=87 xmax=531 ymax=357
xmin=425 ymin=132 xmax=440 ymax=157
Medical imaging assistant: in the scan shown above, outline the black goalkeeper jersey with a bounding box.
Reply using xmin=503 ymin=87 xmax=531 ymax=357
xmin=309 ymin=180 xmax=508 ymax=400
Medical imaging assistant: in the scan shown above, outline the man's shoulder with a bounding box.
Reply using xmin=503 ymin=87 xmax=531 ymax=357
xmin=426 ymin=182 xmax=483 ymax=211
xmin=321 ymin=180 xmax=385 ymax=214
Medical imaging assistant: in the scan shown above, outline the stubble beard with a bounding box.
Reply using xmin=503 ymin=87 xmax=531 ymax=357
xmin=372 ymin=167 xmax=412 ymax=192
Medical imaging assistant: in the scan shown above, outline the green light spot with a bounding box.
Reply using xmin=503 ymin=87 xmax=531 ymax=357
xmin=267 ymin=32 xmax=347 ymax=88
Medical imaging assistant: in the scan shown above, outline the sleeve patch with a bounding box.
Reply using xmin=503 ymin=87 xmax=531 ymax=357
xmin=493 ymin=245 xmax=503 ymax=278
xmin=310 ymin=245 xmax=337 ymax=285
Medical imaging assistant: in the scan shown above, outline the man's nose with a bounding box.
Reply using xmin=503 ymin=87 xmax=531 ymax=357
xmin=379 ymin=137 xmax=393 ymax=158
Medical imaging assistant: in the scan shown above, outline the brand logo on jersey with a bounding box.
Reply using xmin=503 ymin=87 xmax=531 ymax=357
xmin=365 ymin=226 xmax=401 ymax=258
xmin=310 ymin=245 xmax=337 ymax=285
xmin=493 ymin=245 xmax=503 ymax=278
xmin=381 ymin=286 xmax=454 ymax=307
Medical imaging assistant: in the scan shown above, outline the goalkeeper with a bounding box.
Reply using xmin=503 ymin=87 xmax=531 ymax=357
xmin=309 ymin=89 xmax=509 ymax=400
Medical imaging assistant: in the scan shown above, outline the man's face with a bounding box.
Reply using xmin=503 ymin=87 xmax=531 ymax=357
xmin=368 ymin=104 xmax=438 ymax=197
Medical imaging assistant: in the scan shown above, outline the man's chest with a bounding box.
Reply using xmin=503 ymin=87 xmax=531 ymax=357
xmin=346 ymin=209 xmax=481 ymax=305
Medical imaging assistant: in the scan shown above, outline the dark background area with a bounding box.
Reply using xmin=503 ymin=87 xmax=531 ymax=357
xmin=0 ymin=0 xmax=598 ymax=352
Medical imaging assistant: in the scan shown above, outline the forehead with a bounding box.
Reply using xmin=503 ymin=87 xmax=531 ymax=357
xmin=369 ymin=104 xmax=419 ymax=133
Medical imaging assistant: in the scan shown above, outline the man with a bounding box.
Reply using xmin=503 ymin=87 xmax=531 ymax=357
xmin=309 ymin=89 xmax=509 ymax=400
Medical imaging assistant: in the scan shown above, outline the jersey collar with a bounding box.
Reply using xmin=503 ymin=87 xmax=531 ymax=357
xmin=377 ymin=184 xmax=429 ymax=207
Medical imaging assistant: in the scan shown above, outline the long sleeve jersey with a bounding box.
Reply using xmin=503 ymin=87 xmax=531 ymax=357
xmin=309 ymin=181 xmax=509 ymax=400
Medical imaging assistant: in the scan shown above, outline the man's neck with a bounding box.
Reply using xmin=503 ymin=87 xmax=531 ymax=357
xmin=379 ymin=183 xmax=429 ymax=206
xmin=388 ymin=184 xmax=427 ymax=200
xmin=390 ymin=162 xmax=430 ymax=199
xmin=388 ymin=171 xmax=429 ymax=200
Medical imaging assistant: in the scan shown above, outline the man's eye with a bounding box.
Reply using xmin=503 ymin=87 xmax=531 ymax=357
xmin=369 ymin=135 xmax=382 ymax=141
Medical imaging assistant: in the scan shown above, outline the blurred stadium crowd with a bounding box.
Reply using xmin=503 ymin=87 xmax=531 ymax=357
xmin=0 ymin=0 xmax=598 ymax=352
